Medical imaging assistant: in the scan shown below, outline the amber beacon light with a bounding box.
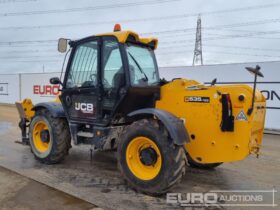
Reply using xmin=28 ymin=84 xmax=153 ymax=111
xmin=114 ymin=23 xmax=121 ymax=32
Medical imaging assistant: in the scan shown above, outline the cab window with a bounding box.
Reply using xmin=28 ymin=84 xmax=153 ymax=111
xmin=126 ymin=44 xmax=159 ymax=86
xmin=66 ymin=41 xmax=98 ymax=88
xmin=102 ymin=40 xmax=123 ymax=89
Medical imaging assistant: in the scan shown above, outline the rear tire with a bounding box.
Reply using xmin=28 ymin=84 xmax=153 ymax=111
xmin=186 ymin=153 xmax=222 ymax=169
xmin=29 ymin=109 xmax=71 ymax=164
xmin=117 ymin=119 xmax=187 ymax=195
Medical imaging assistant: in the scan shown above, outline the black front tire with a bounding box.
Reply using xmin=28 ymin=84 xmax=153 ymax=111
xmin=29 ymin=109 xmax=71 ymax=164
xmin=117 ymin=119 xmax=187 ymax=195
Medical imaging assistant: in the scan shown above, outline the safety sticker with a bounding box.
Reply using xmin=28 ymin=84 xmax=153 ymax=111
xmin=236 ymin=110 xmax=247 ymax=121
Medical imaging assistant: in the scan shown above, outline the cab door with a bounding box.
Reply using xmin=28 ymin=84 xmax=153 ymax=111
xmin=60 ymin=38 xmax=102 ymax=124
xmin=101 ymin=37 xmax=126 ymax=121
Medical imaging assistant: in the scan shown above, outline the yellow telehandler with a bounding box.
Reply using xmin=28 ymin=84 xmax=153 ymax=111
xmin=16 ymin=24 xmax=266 ymax=195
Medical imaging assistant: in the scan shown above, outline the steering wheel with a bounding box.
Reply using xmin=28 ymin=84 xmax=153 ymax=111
xmin=103 ymin=78 xmax=110 ymax=88
xmin=90 ymin=73 xmax=110 ymax=88
xmin=90 ymin=73 xmax=97 ymax=85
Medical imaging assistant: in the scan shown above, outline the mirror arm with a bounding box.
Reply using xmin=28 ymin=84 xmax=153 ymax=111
xmin=246 ymin=65 xmax=264 ymax=115
xmin=247 ymin=73 xmax=257 ymax=115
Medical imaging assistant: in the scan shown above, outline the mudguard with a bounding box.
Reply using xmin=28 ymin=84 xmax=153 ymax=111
xmin=32 ymin=102 xmax=65 ymax=118
xmin=128 ymin=108 xmax=189 ymax=145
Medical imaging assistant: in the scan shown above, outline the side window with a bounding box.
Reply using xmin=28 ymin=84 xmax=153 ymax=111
xmin=102 ymin=40 xmax=123 ymax=89
xmin=66 ymin=41 xmax=98 ymax=88
xmin=126 ymin=44 xmax=159 ymax=86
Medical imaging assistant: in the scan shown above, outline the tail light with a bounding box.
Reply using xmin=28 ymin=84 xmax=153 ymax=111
xmin=221 ymin=94 xmax=234 ymax=131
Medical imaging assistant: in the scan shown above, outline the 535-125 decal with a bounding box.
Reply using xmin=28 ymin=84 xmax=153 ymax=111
xmin=184 ymin=96 xmax=210 ymax=103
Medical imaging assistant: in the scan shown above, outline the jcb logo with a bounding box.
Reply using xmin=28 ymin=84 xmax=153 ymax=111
xmin=75 ymin=103 xmax=94 ymax=114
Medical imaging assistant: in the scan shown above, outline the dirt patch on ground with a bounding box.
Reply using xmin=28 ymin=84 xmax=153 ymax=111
xmin=0 ymin=166 xmax=95 ymax=210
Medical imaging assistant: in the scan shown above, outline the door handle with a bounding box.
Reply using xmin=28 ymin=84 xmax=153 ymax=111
xmin=65 ymin=95 xmax=72 ymax=106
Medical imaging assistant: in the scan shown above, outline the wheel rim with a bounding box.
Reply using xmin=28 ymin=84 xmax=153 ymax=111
xmin=32 ymin=121 xmax=51 ymax=153
xmin=126 ymin=136 xmax=162 ymax=181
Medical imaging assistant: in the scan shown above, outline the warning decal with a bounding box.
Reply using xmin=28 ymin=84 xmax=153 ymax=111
xmin=236 ymin=110 xmax=247 ymax=121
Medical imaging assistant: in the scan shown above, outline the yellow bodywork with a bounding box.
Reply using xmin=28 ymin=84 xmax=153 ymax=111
xmin=15 ymin=98 xmax=35 ymax=121
xmin=96 ymin=30 xmax=158 ymax=49
xmin=15 ymin=96 xmax=60 ymax=121
xmin=51 ymin=96 xmax=61 ymax=103
xmin=16 ymin=81 xmax=266 ymax=165
xmin=156 ymin=79 xmax=266 ymax=164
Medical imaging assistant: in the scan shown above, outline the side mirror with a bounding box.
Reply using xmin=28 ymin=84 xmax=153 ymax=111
xmin=58 ymin=38 xmax=68 ymax=53
xmin=50 ymin=77 xmax=62 ymax=85
xmin=245 ymin=65 xmax=264 ymax=78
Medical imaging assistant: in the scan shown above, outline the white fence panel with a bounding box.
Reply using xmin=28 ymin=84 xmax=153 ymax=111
xmin=159 ymin=61 xmax=280 ymax=130
xmin=20 ymin=72 xmax=61 ymax=104
xmin=1 ymin=61 xmax=279 ymax=130
xmin=0 ymin=74 xmax=20 ymax=104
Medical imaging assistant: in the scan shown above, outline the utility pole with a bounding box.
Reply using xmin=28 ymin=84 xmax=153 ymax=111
xmin=192 ymin=14 xmax=203 ymax=66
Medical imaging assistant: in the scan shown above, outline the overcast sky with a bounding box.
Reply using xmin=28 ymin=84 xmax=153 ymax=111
xmin=0 ymin=0 xmax=279 ymax=74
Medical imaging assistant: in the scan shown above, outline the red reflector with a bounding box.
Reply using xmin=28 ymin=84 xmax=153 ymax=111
xmin=227 ymin=94 xmax=231 ymax=102
xmin=227 ymin=94 xmax=232 ymax=115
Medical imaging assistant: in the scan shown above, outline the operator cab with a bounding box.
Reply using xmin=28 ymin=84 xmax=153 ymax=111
xmin=52 ymin=24 xmax=160 ymax=126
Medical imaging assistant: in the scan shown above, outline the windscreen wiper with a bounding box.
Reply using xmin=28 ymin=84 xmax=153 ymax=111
xmin=128 ymin=52 xmax=148 ymax=82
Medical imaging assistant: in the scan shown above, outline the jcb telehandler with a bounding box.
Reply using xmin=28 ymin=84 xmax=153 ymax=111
xmin=16 ymin=24 xmax=266 ymax=195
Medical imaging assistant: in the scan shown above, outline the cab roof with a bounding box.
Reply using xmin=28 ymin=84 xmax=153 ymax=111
xmin=96 ymin=30 xmax=158 ymax=50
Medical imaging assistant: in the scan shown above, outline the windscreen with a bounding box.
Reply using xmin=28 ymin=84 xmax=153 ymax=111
xmin=126 ymin=44 xmax=159 ymax=86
